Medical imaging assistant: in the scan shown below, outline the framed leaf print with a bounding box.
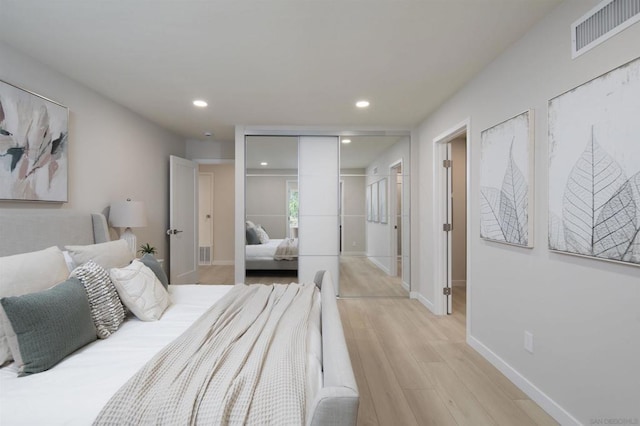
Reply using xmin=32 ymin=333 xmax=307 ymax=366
xmin=548 ymin=57 xmax=640 ymax=266
xmin=480 ymin=110 xmax=534 ymax=247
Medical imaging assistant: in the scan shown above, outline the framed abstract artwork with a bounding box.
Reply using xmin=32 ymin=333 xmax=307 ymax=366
xmin=548 ymin=57 xmax=640 ymax=266
xmin=0 ymin=80 xmax=68 ymax=202
xmin=480 ymin=110 xmax=534 ymax=247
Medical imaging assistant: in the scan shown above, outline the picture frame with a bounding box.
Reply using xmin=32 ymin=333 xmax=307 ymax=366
xmin=479 ymin=110 xmax=534 ymax=247
xmin=366 ymin=184 xmax=372 ymax=222
xmin=371 ymin=181 xmax=379 ymax=223
xmin=0 ymin=80 xmax=69 ymax=202
xmin=379 ymin=178 xmax=388 ymax=224
xmin=548 ymin=57 xmax=640 ymax=266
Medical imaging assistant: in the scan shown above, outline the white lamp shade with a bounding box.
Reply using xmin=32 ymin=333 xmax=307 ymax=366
xmin=109 ymin=200 xmax=148 ymax=228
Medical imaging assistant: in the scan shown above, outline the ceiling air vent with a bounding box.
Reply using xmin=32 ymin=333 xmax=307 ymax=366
xmin=572 ymin=0 xmax=640 ymax=58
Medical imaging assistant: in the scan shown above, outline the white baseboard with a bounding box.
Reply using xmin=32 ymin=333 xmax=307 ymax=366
xmin=211 ymin=260 xmax=234 ymax=266
xmin=401 ymin=281 xmax=410 ymax=292
xmin=414 ymin=292 xmax=436 ymax=314
xmin=368 ymin=256 xmax=390 ymax=275
xmin=467 ymin=335 xmax=580 ymax=426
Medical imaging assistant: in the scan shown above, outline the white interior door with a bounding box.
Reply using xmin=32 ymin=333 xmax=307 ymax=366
xmin=169 ymin=155 xmax=198 ymax=284
xmin=198 ymin=172 xmax=214 ymax=265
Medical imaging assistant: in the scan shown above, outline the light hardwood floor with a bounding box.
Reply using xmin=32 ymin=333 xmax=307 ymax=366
xmin=198 ymin=267 xmax=557 ymax=426
xmin=199 ymin=256 xmax=408 ymax=297
xmin=340 ymin=256 xmax=408 ymax=297
xmin=198 ymin=264 xmax=236 ymax=284
xmin=338 ymin=287 xmax=558 ymax=426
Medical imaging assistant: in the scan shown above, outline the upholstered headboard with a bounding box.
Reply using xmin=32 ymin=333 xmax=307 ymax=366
xmin=0 ymin=209 xmax=110 ymax=257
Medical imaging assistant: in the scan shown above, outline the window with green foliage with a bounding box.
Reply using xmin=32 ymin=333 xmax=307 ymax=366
xmin=288 ymin=188 xmax=298 ymax=227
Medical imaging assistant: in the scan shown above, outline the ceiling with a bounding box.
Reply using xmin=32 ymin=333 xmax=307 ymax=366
xmin=0 ymin=0 xmax=561 ymax=142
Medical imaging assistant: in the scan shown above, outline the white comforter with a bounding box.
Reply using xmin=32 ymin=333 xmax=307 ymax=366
xmin=0 ymin=285 xmax=233 ymax=426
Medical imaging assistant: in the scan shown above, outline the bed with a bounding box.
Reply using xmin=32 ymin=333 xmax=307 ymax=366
xmin=245 ymin=238 xmax=299 ymax=271
xmin=0 ymin=209 xmax=358 ymax=425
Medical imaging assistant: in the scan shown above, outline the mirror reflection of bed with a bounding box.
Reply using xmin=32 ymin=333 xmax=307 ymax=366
xmin=245 ymin=136 xmax=299 ymax=281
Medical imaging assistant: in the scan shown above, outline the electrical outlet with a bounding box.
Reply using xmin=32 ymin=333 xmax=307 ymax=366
xmin=524 ymin=331 xmax=534 ymax=354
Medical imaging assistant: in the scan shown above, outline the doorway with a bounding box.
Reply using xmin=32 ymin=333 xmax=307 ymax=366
xmin=434 ymin=120 xmax=470 ymax=318
xmin=389 ymin=161 xmax=403 ymax=281
xmin=197 ymin=162 xmax=235 ymax=285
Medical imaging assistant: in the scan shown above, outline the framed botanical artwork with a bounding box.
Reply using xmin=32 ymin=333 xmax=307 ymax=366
xmin=480 ymin=110 xmax=534 ymax=247
xmin=0 ymin=80 xmax=68 ymax=202
xmin=371 ymin=181 xmax=379 ymax=223
xmin=379 ymin=178 xmax=388 ymax=224
xmin=548 ymin=57 xmax=640 ymax=266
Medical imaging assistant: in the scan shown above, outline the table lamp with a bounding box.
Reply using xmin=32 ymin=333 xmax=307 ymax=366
xmin=109 ymin=199 xmax=147 ymax=256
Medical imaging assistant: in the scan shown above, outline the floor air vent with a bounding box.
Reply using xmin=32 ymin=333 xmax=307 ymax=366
xmin=199 ymin=246 xmax=212 ymax=265
xmin=572 ymin=0 xmax=640 ymax=58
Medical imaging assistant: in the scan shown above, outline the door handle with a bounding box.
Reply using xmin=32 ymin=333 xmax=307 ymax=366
xmin=166 ymin=229 xmax=184 ymax=235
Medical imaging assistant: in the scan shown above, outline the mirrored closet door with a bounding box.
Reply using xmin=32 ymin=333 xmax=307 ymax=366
xmin=245 ymin=136 xmax=299 ymax=280
xmin=339 ymin=136 xmax=411 ymax=297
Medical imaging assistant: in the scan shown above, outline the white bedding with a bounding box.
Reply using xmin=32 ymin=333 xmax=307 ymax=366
xmin=245 ymin=238 xmax=285 ymax=260
xmin=0 ymin=285 xmax=232 ymax=425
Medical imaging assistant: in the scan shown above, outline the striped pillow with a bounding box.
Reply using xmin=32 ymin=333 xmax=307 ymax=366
xmin=71 ymin=260 xmax=126 ymax=339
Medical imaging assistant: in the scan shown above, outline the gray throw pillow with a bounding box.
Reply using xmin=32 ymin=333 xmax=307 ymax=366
xmin=71 ymin=260 xmax=126 ymax=339
xmin=0 ymin=278 xmax=97 ymax=376
xmin=140 ymin=254 xmax=169 ymax=289
xmin=246 ymin=227 xmax=261 ymax=245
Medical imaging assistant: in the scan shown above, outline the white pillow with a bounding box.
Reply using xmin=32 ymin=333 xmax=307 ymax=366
xmin=254 ymin=225 xmax=270 ymax=244
xmin=108 ymin=260 xmax=170 ymax=321
xmin=65 ymin=239 xmax=133 ymax=270
xmin=0 ymin=246 xmax=69 ymax=365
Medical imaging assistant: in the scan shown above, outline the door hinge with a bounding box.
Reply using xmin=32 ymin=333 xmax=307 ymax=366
xmin=443 ymin=223 xmax=452 ymax=232
xmin=443 ymin=159 xmax=452 ymax=168
xmin=443 ymin=287 xmax=451 ymax=296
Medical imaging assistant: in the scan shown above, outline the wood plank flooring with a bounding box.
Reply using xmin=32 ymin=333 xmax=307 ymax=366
xmin=198 ymin=267 xmax=557 ymax=426
xmin=340 ymin=256 xmax=408 ymax=297
xmin=338 ymin=288 xmax=558 ymax=426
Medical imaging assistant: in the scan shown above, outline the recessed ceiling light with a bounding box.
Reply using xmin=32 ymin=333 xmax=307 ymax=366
xmin=355 ymin=100 xmax=370 ymax=108
xmin=260 ymin=162 xmax=268 ymax=166
xmin=341 ymin=139 xmax=351 ymax=144
xmin=193 ymin=100 xmax=208 ymax=107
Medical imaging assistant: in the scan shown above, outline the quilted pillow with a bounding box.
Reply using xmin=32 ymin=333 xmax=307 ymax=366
xmin=0 ymin=246 xmax=69 ymax=365
xmin=254 ymin=225 xmax=270 ymax=244
xmin=109 ymin=260 xmax=170 ymax=321
xmin=71 ymin=260 xmax=126 ymax=339
xmin=65 ymin=239 xmax=133 ymax=270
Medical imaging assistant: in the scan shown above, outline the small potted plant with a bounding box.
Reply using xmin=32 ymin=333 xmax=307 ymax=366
xmin=138 ymin=243 xmax=157 ymax=256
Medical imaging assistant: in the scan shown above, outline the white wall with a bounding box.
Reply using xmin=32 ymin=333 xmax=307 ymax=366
xmin=0 ymin=42 xmax=184 ymax=259
xmin=186 ymin=139 xmax=234 ymax=161
xmin=340 ymin=169 xmax=366 ymax=254
xmin=416 ymin=1 xmax=640 ymax=423
xmin=366 ymin=137 xmax=411 ymax=279
xmin=245 ymin=169 xmax=296 ymax=239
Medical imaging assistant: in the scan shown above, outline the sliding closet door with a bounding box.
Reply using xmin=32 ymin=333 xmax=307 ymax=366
xmin=298 ymin=136 xmax=339 ymax=289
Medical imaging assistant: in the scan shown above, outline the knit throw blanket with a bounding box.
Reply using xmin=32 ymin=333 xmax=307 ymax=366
xmin=94 ymin=282 xmax=316 ymax=425
xmin=274 ymin=238 xmax=298 ymax=261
